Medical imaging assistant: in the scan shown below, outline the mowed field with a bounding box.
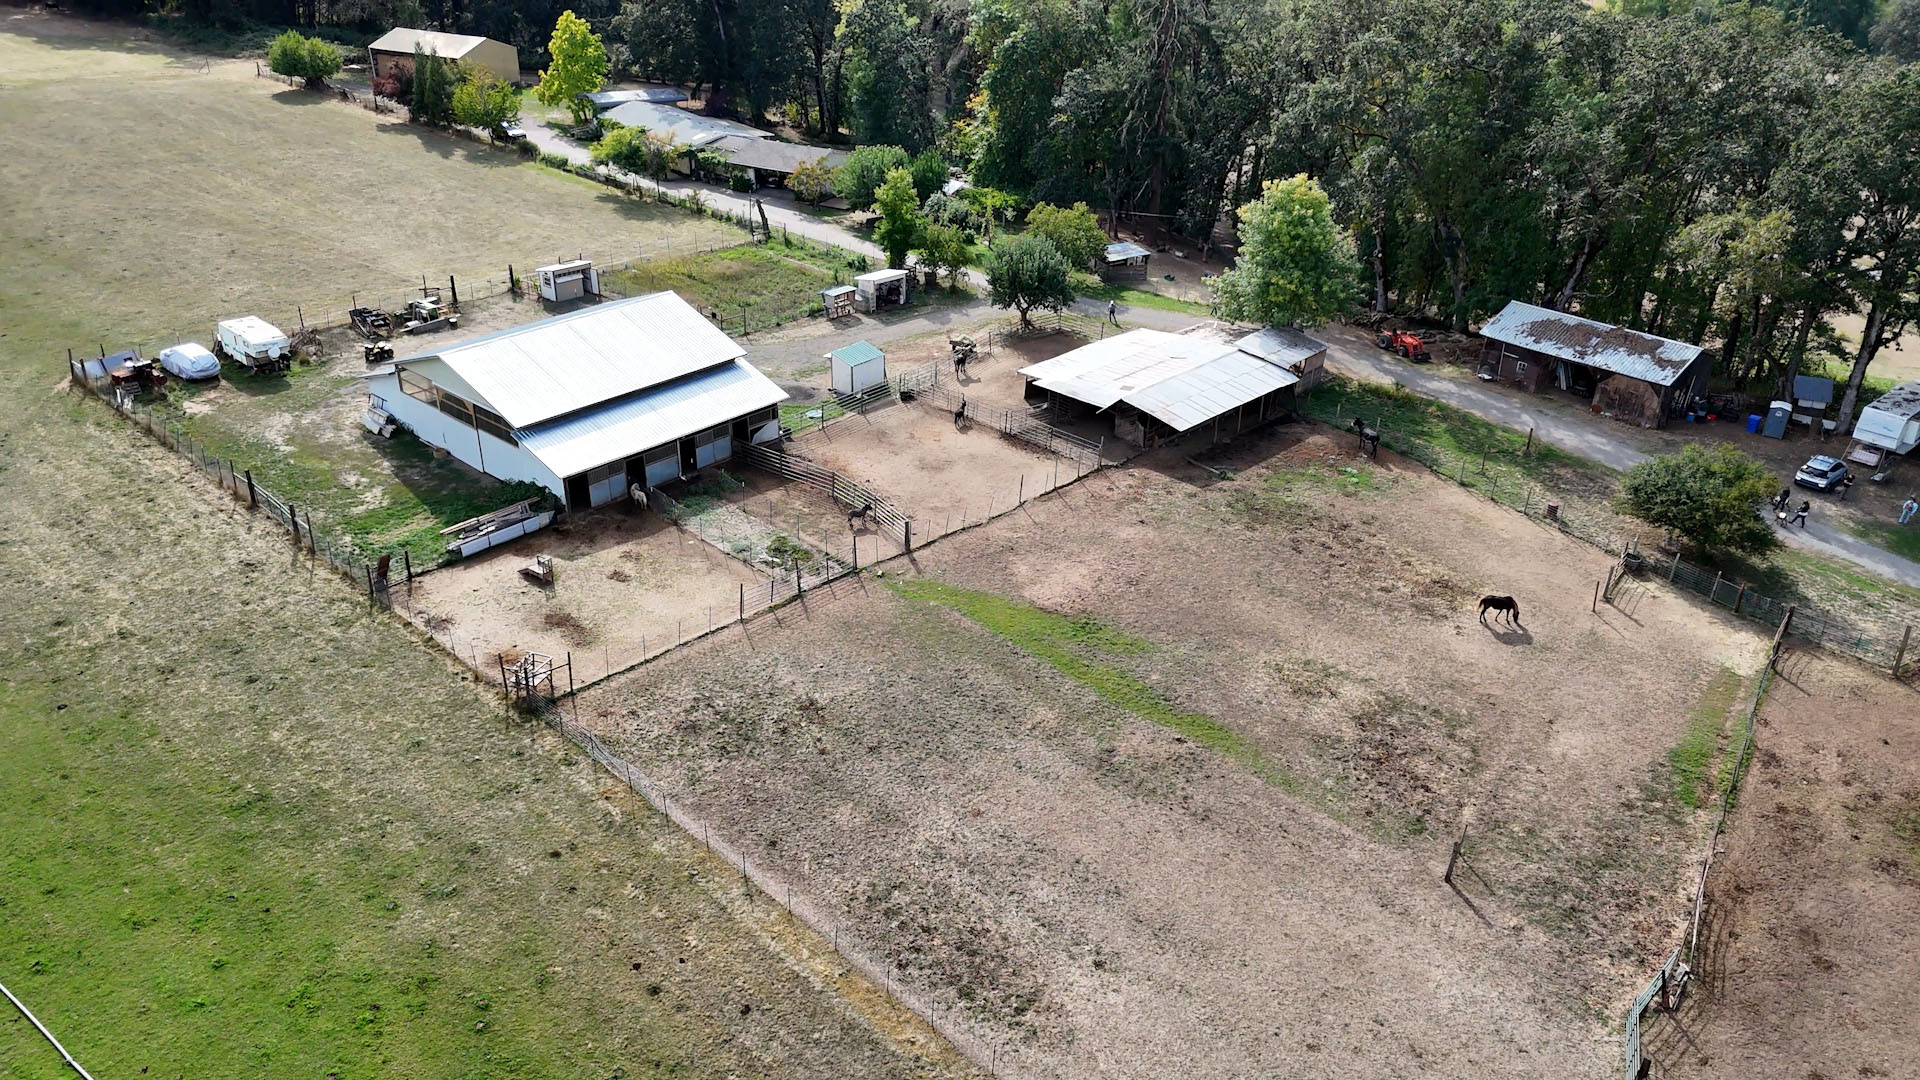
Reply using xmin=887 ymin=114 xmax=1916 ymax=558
xmin=579 ymin=428 xmax=1770 ymax=1078
xmin=0 ymin=12 xmax=976 ymax=1079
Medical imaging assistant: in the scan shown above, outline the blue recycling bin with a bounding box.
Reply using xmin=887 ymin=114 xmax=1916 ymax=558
xmin=1747 ymin=414 xmax=1762 ymax=433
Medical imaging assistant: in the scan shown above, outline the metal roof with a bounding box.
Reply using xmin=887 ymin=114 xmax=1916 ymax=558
xmin=515 ymin=360 xmax=787 ymax=478
xmin=1234 ymin=327 xmax=1327 ymax=372
xmin=1104 ymin=241 xmax=1152 ymax=262
xmin=710 ymin=135 xmax=846 ymax=175
xmin=856 ymin=269 xmax=908 ymax=285
xmin=1792 ymin=375 xmax=1836 ymax=405
xmin=1479 ymin=301 xmax=1703 ymax=387
xmin=601 ymin=101 xmax=770 ymax=148
xmin=829 ymin=341 xmax=884 ymax=367
xmin=1019 ymin=329 xmax=1299 ymax=432
xmin=819 ymin=285 xmax=856 ymax=298
xmin=582 ymin=87 xmax=688 ymax=109
xmin=397 ymin=293 xmax=745 ymax=429
xmin=368 ymin=27 xmax=497 ymax=59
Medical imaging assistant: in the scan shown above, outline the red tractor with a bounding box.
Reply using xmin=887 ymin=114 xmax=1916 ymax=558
xmin=1376 ymin=329 xmax=1431 ymax=362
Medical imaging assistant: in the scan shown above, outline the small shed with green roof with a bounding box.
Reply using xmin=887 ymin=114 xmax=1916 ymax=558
xmin=829 ymin=340 xmax=887 ymax=396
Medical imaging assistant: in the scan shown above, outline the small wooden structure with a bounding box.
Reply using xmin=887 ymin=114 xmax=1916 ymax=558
xmin=1101 ymin=241 xmax=1152 ymax=281
xmin=819 ymin=284 xmax=856 ymax=319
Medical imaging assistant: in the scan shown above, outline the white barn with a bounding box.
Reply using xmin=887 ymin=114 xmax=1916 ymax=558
xmin=365 ymin=294 xmax=786 ymax=510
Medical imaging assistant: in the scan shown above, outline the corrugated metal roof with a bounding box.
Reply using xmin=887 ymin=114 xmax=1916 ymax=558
xmin=368 ymin=28 xmax=495 ymax=58
xmin=1018 ymin=329 xmax=1298 ymax=432
xmin=1104 ymin=241 xmax=1152 ymax=262
xmin=820 ymin=285 xmax=856 ymax=298
xmin=515 ymin=360 xmax=787 ymax=478
xmin=710 ymin=135 xmax=846 ymax=175
xmin=398 ymin=293 xmax=745 ymax=429
xmin=601 ymin=101 xmax=769 ymax=147
xmin=1479 ymin=301 xmax=1703 ymax=387
xmin=582 ymin=87 xmax=688 ymax=109
xmin=829 ymin=341 xmax=884 ymax=367
xmin=1235 ymin=327 xmax=1327 ymax=372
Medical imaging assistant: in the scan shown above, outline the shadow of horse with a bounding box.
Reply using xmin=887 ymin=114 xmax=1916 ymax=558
xmin=1484 ymin=623 xmax=1533 ymax=646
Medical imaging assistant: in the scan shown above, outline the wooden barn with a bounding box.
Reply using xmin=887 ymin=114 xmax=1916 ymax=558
xmin=368 ymin=28 xmax=520 ymax=87
xmin=1478 ymin=301 xmax=1708 ymax=429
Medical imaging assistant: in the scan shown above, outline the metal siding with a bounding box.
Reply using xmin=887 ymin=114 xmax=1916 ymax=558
xmin=1479 ymin=301 xmax=1702 ymax=387
xmin=515 ymin=360 xmax=789 ymax=478
xmin=414 ymin=293 xmax=747 ymax=429
xmin=600 ymin=102 xmax=770 ymax=144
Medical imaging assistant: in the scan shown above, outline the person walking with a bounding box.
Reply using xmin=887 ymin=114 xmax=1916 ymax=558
xmin=1107 ymin=299 xmax=1119 ymax=326
xmin=1901 ymin=495 xmax=1919 ymax=525
xmin=1791 ymin=500 xmax=1811 ymax=528
xmin=1773 ymin=487 xmax=1792 ymax=512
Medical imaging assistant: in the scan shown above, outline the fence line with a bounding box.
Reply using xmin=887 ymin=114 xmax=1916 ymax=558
xmin=517 ymin=694 xmax=1022 ymax=1078
xmin=741 ymin=443 xmax=912 ymax=545
xmin=1622 ymin=609 xmax=1787 ymax=1079
xmin=2 ymin=980 xmax=96 ymax=1080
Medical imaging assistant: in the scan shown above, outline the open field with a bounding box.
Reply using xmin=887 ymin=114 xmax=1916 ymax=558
xmin=603 ymin=235 xmax=851 ymax=331
xmin=1649 ymin=651 xmax=1920 ymax=1079
xmin=577 ymin=425 xmax=1770 ymax=1078
xmin=0 ymin=12 xmax=976 ymax=1078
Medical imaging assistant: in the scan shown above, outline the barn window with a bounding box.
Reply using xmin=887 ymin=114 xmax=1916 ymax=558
xmin=399 ymin=369 xmax=435 ymax=404
xmin=1515 ymin=361 xmax=1529 ymax=376
xmin=472 ymin=404 xmax=517 ymax=445
xmin=435 ymin=389 xmax=477 ymax=427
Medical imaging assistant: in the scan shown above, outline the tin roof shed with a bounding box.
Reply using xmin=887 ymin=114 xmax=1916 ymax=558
xmin=1479 ymin=301 xmax=1703 ymax=387
xmin=1019 ymin=328 xmax=1298 ymax=432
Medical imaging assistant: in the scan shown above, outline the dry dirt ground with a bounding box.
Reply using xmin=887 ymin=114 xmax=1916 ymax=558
xmin=577 ymin=425 xmax=1770 ymax=1079
xmin=1648 ymin=652 xmax=1920 ymax=1080
xmin=403 ymin=509 xmax=769 ymax=686
xmin=0 ymin=11 xmax=979 ymax=1078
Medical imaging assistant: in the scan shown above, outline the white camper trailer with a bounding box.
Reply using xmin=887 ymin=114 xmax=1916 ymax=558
xmin=214 ymin=317 xmax=292 ymax=374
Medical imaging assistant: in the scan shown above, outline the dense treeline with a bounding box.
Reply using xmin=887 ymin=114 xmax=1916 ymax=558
xmin=79 ymin=0 xmax=1920 ymax=422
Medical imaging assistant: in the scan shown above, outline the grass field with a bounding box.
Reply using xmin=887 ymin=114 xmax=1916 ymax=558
xmin=603 ymin=238 xmax=845 ymax=330
xmin=0 ymin=12 xmax=976 ymax=1078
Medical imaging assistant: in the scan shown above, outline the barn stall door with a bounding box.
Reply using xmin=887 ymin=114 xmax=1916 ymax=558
xmin=585 ymin=461 xmax=626 ymax=507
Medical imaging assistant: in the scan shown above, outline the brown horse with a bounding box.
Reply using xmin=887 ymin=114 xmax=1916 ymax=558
xmin=1478 ymin=595 xmax=1521 ymax=626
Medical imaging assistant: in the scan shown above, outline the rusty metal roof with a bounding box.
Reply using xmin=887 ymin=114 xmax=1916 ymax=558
xmin=1479 ymin=302 xmax=1703 ymax=387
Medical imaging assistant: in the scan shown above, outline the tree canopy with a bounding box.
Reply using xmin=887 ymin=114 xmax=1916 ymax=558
xmin=985 ymin=235 xmax=1075 ymax=327
xmin=591 ymin=125 xmax=681 ymax=178
xmin=1211 ymin=176 xmax=1360 ymax=329
xmin=834 ymin=145 xmax=910 ymax=211
xmin=872 ymin=167 xmax=925 ymax=269
xmin=535 ymin=10 xmax=609 ymax=126
xmin=1619 ymin=445 xmax=1779 ymax=556
xmin=407 ymin=47 xmax=461 ymax=126
xmin=1024 ymin=201 xmax=1108 ymax=270
xmin=452 ymin=72 xmax=522 ymax=136
xmin=788 ymin=157 xmax=835 ymax=203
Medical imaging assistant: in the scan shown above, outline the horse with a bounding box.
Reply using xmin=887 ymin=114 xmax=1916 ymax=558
xmin=1478 ymin=595 xmax=1521 ymax=626
xmin=1350 ymin=415 xmax=1381 ymax=457
xmin=848 ymin=502 xmax=873 ymax=529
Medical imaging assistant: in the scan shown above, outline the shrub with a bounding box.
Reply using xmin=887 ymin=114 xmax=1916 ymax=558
xmin=537 ymin=150 xmax=573 ymax=170
xmin=921 ymin=192 xmax=983 ymax=239
xmin=907 ymin=149 xmax=948 ymax=202
xmin=1025 ymin=201 xmax=1108 ymax=271
xmin=591 ymin=125 xmax=681 ymax=179
xmin=451 ymin=72 xmax=520 ymax=135
xmin=1619 ymin=444 xmax=1779 ymax=556
xmin=267 ymin=31 xmax=341 ymax=88
xmin=833 ymin=145 xmax=909 ymax=210
xmin=789 ymin=157 xmax=835 ymax=203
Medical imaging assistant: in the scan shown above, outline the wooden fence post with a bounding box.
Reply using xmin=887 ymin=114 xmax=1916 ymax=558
xmin=904 ymin=520 xmax=912 ymax=551
xmin=1670 ymin=551 xmax=1681 ymax=583
xmin=1894 ymin=625 xmax=1912 ymax=676
xmin=1592 ymin=580 xmax=1600 ymax=613
xmin=1444 ymin=821 xmax=1467 ymax=885
xmin=1733 ymin=584 xmax=1746 ymax=615
xmin=245 ymin=468 xmax=257 ymax=507
xmin=1711 ymin=571 xmax=1723 ymax=605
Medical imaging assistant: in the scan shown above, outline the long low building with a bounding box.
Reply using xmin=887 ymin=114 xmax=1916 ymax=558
xmin=365 ymin=294 xmax=785 ymax=509
xmin=1478 ymin=301 xmax=1707 ymax=428
xmin=1020 ymin=326 xmax=1325 ymax=448
xmin=368 ymin=27 xmax=519 ymax=86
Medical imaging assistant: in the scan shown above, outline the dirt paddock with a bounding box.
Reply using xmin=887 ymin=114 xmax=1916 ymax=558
xmin=1650 ymin=651 xmax=1920 ymax=1080
xmin=403 ymin=509 xmax=766 ymax=684
xmin=786 ymin=401 xmax=1075 ymax=541
xmin=578 ymin=424 xmax=1770 ymax=1079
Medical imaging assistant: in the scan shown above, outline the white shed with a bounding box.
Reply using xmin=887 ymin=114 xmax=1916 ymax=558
xmin=534 ymin=259 xmax=598 ymax=303
xmin=854 ymin=268 xmax=909 ymax=313
xmin=829 ymin=340 xmax=887 ymax=396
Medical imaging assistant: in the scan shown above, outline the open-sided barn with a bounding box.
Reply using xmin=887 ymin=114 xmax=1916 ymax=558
xmin=1478 ymin=301 xmax=1708 ymax=428
xmin=1019 ymin=326 xmax=1324 ymax=448
xmin=364 ymin=294 xmax=785 ymax=510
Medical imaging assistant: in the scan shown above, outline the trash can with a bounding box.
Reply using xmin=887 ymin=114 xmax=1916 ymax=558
xmin=1746 ymin=414 xmax=1762 ymax=434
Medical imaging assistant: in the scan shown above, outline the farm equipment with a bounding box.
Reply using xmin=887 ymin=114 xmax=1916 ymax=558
xmin=400 ymin=296 xmax=459 ymax=335
xmin=350 ymin=306 xmax=393 ymax=340
xmin=103 ymin=350 xmax=168 ymax=394
xmin=362 ymin=341 xmax=395 ymax=364
xmin=1376 ymin=329 xmax=1431 ymax=362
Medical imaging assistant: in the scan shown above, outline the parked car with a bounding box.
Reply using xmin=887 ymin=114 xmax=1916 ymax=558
xmin=496 ymin=121 xmax=526 ymax=142
xmin=156 ymin=342 xmax=220 ymax=380
xmin=1793 ymin=454 xmax=1850 ymax=492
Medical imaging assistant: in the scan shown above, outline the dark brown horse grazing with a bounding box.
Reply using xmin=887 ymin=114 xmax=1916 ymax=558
xmin=1478 ymin=595 xmax=1521 ymax=626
